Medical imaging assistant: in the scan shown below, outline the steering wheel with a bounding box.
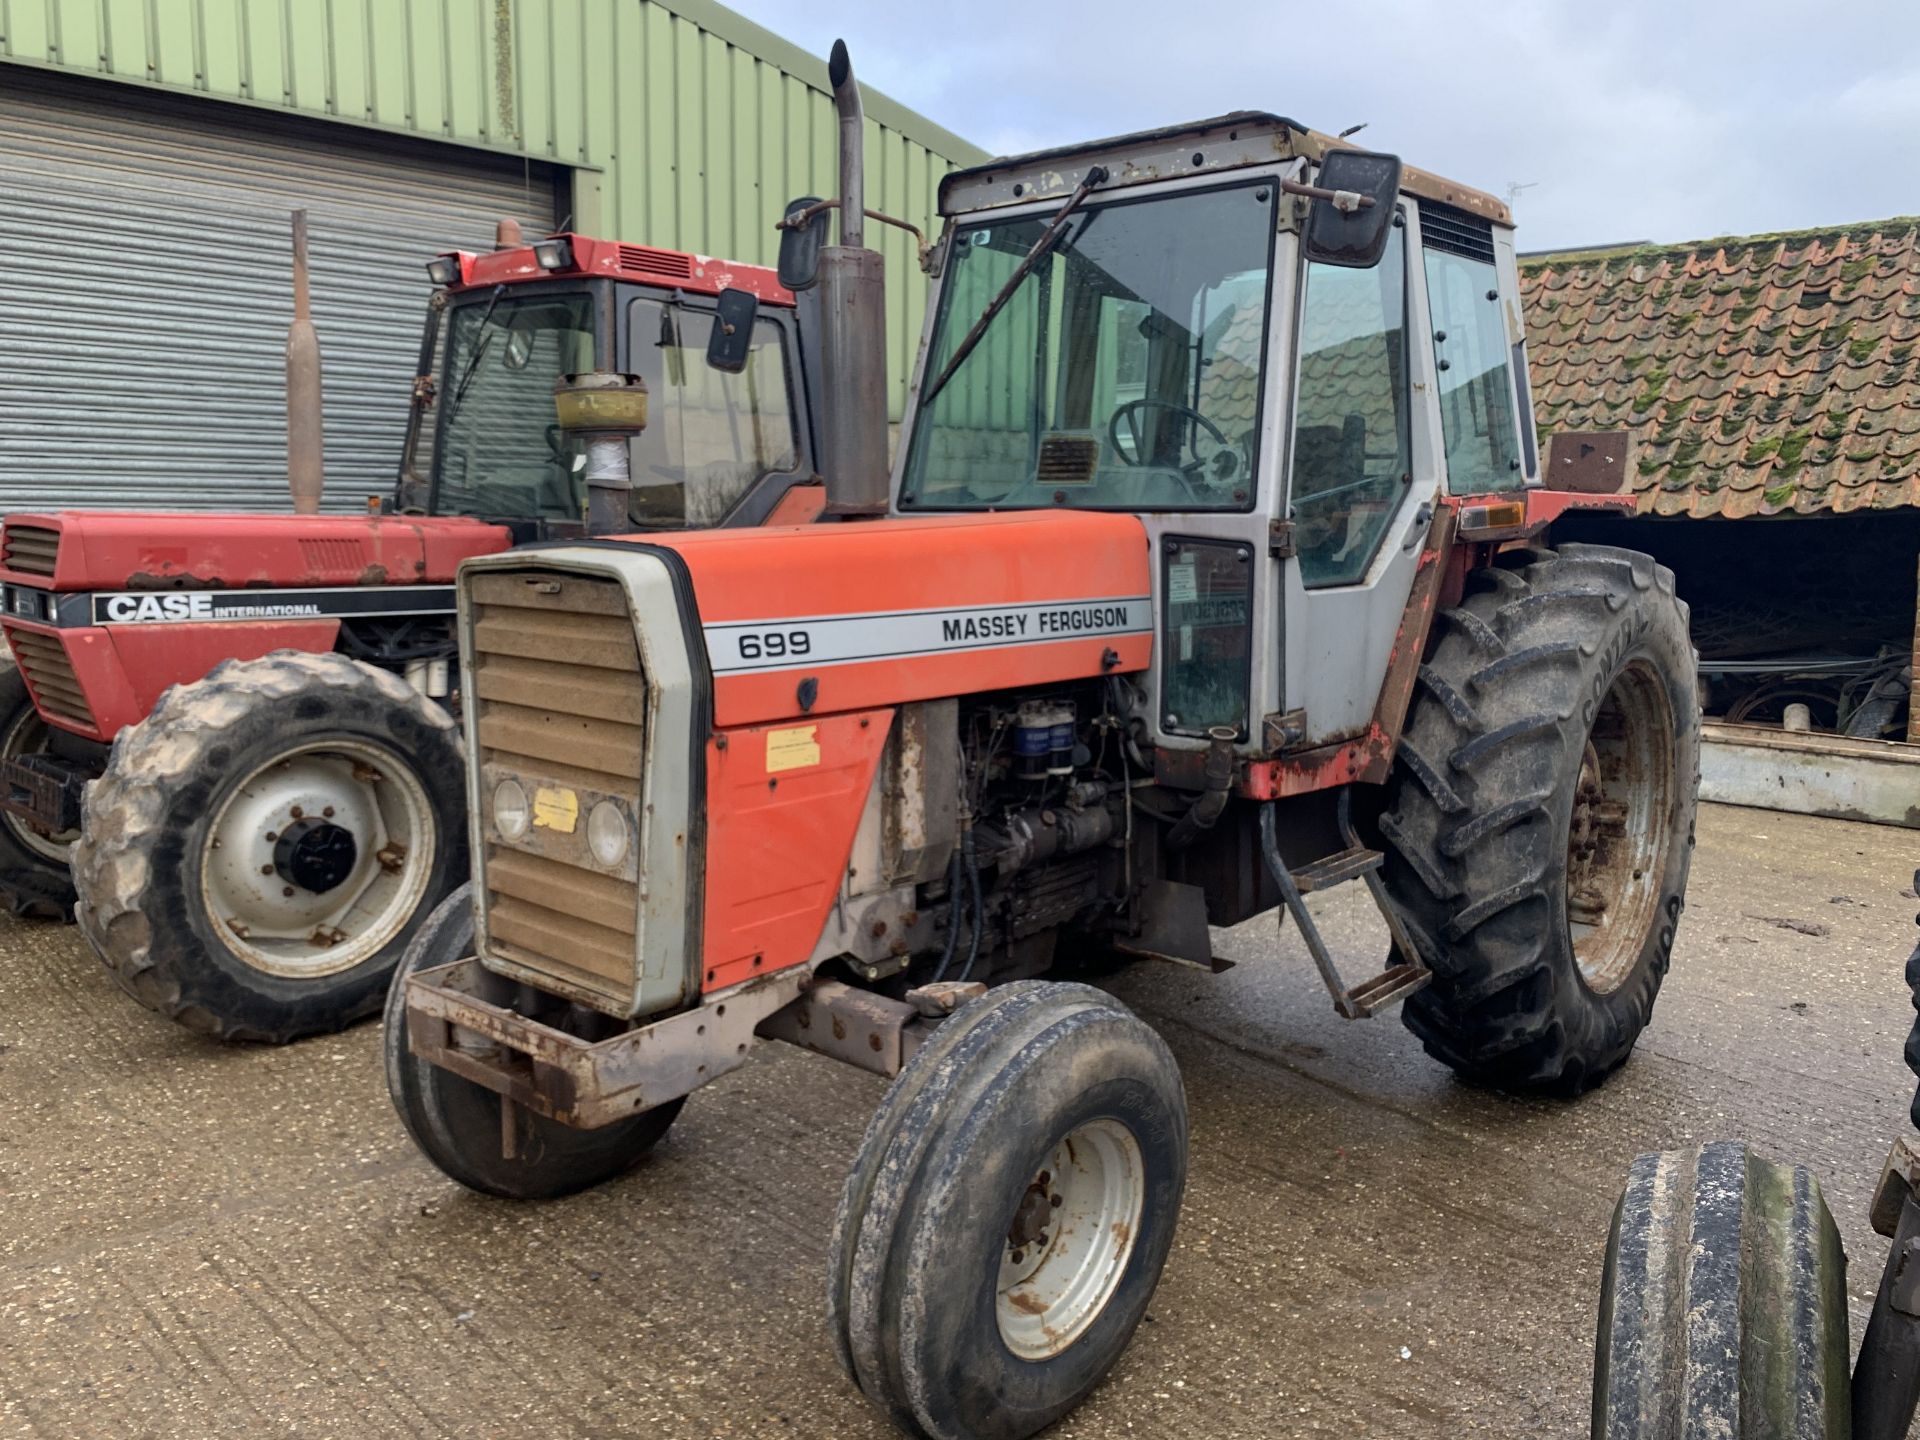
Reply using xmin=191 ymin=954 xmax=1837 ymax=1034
xmin=1107 ymin=399 xmax=1235 ymax=480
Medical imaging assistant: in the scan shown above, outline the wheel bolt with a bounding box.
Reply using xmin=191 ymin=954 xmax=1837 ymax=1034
xmin=265 ymin=831 xmax=278 ymax=843
xmin=1050 ymin=1195 xmax=1063 ymax=1208
xmin=259 ymin=864 xmax=273 ymax=876
xmin=322 ymin=806 xmax=334 ymax=818
xmin=281 ymin=885 xmax=295 ymax=897
xmin=1011 ymin=1250 xmax=1025 ymax=1265
xmin=290 ymin=806 xmax=304 ymax=819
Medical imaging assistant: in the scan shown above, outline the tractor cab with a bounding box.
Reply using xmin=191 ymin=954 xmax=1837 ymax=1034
xmin=401 ymin=233 xmax=821 ymax=538
xmin=878 ymin=114 xmax=1547 ymax=755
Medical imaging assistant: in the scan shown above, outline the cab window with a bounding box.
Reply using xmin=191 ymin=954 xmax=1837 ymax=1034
xmin=1287 ymin=222 xmax=1412 ymax=588
xmin=625 ymin=299 xmax=799 ymax=527
xmin=1421 ymin=207 xmax=1522 ymax=492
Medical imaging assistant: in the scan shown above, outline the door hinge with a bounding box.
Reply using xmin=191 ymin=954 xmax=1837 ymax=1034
xmin=1268 ymin=518 xmax=1297 ymax=560
xmin=1262 ymin=708 xmax=1307 ymax=753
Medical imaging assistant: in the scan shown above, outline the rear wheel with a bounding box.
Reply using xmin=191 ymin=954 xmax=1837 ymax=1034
xmin=832 ymin=981 xmax=1187 ymax=1439
xmin=73 ymin=651 xmax=467 ymax=1042
xmin=383 ymin=883 xmax=684 ymax=1200
xmin=0 ymin=656 xmax=76 ymax=919
xmin=1593 ymin=1141 xmax=1849 ymax=1438
xmin=1380 ymin=544 xmax=1698 ymax=1092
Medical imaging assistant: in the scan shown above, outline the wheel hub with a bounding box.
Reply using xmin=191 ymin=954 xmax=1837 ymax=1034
xmin=272 ymin=817 xmax=358 ymax=894
xmin=996 ymin=1119 xmax=1145 ymax=1361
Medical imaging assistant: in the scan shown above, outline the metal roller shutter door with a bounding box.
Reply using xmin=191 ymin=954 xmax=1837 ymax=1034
xmin=0 ymin=70 xmax=561 ymax=513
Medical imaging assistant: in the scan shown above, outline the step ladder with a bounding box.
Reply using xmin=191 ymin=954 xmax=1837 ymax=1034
xmin=1258 ymin=794 xmax=1430 ymax=1019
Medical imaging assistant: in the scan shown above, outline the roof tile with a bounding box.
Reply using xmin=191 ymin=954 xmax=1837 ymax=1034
xmin=1522 ymin=217 xmax=1920 ymax=517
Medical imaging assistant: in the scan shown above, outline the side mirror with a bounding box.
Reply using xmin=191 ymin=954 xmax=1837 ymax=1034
xmin=777 ymin=195 xmax=829 ymax=292
xmin=706 ymin=288 xmax=761 ymax=373
xmin=1301 ymin=149 xmax=1403 ymax=269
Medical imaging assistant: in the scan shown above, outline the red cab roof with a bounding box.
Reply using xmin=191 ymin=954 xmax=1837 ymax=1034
xmin=447 ymin=233 xmax=793 ymax=306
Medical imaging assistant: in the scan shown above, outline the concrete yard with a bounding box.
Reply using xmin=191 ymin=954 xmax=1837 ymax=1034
xmin=2 ymin=802 xmax=1917 ymax=1438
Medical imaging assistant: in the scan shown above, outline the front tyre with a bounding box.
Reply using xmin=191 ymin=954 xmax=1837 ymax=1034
xmin=1380 ymin=544 xmax=1699 ymax=1093
xmin=833 ymin=981 xmax=1187 ymax=1440
xmin=73 ymin=651 xmax=467 ymax=1042
xmin=384 ymin=883 xmax=684 ymax=1200
xmin=1593 ymin=1142 xmax=1848 ymax=1438
xmin=0 ymin=655 xmax=77 ymax=919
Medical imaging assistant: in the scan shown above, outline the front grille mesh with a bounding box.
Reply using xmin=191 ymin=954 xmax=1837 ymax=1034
xmin=8 ymin=629 xmax=95 ymax=730
xmin=2 ymin=524 xmax=59 ymax=577
xmin=469 ymin=570 xmax=645 ymax=1010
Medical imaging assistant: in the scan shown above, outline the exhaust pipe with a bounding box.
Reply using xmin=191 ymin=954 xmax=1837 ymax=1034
xmin=287 ymin=209 xmax=325 ymax=515
xmin=817 ymin=40 xmax=889 ymax=517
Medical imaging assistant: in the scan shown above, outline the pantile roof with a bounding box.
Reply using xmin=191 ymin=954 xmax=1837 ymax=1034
xmin=1520 ymin=218 xmax=1920 ymax=518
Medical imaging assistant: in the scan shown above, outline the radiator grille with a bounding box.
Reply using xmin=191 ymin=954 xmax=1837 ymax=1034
xmin=2 ymin=524 xmax=59 ymax=577
xmin=468 ymin=569 xmax=646 ymax=1012
xmin=8 ymin=629 xmax=95 ymax=730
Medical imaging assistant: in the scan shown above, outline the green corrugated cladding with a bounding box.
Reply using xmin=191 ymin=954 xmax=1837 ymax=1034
xmin=0 ymin=0 xmax=988 ymax=415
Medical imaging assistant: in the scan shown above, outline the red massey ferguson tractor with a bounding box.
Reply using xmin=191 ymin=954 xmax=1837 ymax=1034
xmin=0 ymin=233 xmax=826 ymax=1041
xmin=386 ymin=44 xmax=1701 ymax=1440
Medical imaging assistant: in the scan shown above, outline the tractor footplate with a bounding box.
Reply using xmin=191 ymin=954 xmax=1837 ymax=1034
xmin=404 ymin=958 xmax=809 ymax=1128
xmin=0 ymin=752 xmax=91 ymax=834
xmin=1259 ymin=801 xmax=1432 ymax=1020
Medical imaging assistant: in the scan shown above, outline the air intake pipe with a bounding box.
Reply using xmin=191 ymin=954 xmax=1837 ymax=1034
xmin=817 ymin=40 xmax=890 ymax=517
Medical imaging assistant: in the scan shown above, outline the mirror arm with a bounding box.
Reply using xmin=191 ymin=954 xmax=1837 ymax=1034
xmin=778 ymin=199 xmax=936 ymax=274
xmin=1280 ymin=177 xmax=1375 ymax=210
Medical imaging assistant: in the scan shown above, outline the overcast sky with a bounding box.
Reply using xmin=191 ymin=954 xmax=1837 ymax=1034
xmin=736 ymin=0 xmax=1920 ymax=253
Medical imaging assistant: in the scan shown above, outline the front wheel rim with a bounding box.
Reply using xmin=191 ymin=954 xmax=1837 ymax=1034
xmin=996 ymin=1117 xmax=1145 ymax=1361
xmin=1567 ymin=658 xmax=1677 ymax=995
xmin=200 ymin=739 xmax=435 ymax=979
xmin=0 ymin=700 xmax=74 ymax=864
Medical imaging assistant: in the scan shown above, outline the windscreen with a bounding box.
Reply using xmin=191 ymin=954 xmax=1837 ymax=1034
xmin=899 ymin=182 xmax=1277 ymax=513
xmin=431 ymin=292 xmax=595 ymax=521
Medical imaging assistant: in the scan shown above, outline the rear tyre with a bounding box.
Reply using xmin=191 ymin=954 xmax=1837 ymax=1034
xmin=832 ymin=981 xmax=1187 ymax=1440
xmin=383 ymin=883 xmax=683 ymax=1200
xmin=1379 ymin=544 xmax=1698 ymax=1093
xmin=1593 ymin=1141 xmax=1848 ymax=1438
xmin=73 ymin=651 xmax=467 ymax=1042
xmin=0 ymin=656 xmax=77 ymax=919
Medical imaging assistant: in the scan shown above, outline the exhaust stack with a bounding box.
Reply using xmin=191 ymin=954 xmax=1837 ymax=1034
xmin=817 ymin=40 xmax=890 ymax=517
xmin=287 ymin=209 xmax=325 ymax=515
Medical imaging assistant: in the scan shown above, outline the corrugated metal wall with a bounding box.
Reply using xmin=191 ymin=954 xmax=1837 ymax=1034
xmin=0 ymin=70 xmax=559 ymax=512
xmin=0 ymin=0 xmax=989 ymax=415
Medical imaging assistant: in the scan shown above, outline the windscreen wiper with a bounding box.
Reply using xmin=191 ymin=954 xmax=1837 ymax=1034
xmin=446 ymin=284 xmax=508 ymax=418
xmin=919 ymin=166 xmax=1108 ymax=412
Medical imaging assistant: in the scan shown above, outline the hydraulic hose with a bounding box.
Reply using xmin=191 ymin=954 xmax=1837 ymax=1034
xmin=929 ymin=846 xmax=964 ymax=983
xmin=956 ymin=824 xmax=984 ymax=982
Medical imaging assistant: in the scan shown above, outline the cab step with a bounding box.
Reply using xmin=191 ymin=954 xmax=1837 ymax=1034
xmin=1292 ymin=846 xmax=1383 ymax=894
xmin=1258 ymin=799 xmax=1431 ymax=1020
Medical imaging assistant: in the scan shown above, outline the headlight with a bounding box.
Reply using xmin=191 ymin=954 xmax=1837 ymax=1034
xmin=531 ymin=236 xmax=574 ymax=271
xmin=425 ymin=254 xmax=461 ymax=286
xmin=587 ymin=799 xmax=630 ymax=867
xmin=493 ymin=779 xmax=530 ymax=840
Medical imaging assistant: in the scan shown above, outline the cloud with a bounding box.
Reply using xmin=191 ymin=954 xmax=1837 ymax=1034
xmin=738 ymin=0 xmax=1920 ymax=248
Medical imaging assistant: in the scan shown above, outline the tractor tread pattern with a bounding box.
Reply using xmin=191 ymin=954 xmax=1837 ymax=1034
xmin=1377 ymin=543 xmax=1700 ymax=1093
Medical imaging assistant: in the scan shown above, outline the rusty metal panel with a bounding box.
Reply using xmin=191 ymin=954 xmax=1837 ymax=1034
xmin=1545 ymin=430 xmax=1633 ymax=494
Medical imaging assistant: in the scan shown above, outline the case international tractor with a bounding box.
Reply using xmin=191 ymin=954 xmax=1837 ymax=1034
xmin=0 ymin=230 xmax=824 ymax=1041
xmin=388 ymin=44 xmax=1699 ymax=1440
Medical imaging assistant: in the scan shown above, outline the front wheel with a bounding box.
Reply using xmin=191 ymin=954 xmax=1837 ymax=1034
xmin=0 ymin=654 xmax=78 ymax=918
xmin=1380 ymin=544 xmax=1699 ymax=1093
xmin=1593 ymin=1142 xmax=1848 ymax=1438
xmin=831 ymin=981 xmax=1187 ymax=1439
xmin=73 ymin=651 xmax=468 ymax=1042
xmin=384 ymin=883 xmax=684 ymax=1200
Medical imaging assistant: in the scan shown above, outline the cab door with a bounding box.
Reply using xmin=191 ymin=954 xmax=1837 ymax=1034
xmin=1276 ymin=207 xmax=1446 ymax=745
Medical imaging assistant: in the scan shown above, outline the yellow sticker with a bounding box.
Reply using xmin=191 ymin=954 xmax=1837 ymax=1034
xmin=532 ymin=785 xmax=579 ymax=833
xmin=766 ymin=725 xmax=821 ymax=773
